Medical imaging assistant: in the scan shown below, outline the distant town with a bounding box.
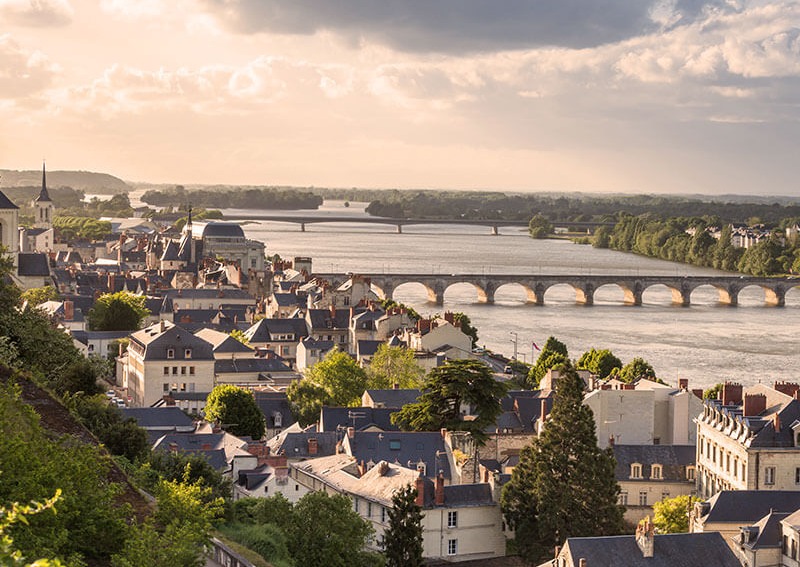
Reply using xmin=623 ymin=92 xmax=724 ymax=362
xmin=4 ymin=167 xmax=800 ymax=567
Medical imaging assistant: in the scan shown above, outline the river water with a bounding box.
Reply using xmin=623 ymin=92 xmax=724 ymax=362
xmin=218 ymin=200 xmax=799 ymax=390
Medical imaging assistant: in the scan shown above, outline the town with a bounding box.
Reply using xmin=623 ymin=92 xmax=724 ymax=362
xmin=2 ymin=169 xmax=800 ymax=567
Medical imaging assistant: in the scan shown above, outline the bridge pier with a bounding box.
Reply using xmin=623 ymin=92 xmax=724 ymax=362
xmin=396 ymin=224 xmax=403 ymax=234
xmin=670 ymin=286 xmax=691 ymax=306
xmin=300 ymin=222 xmax=306 ymax=232
xmin=718 ymin=286 xmax=738 ymax=306
xmin=575 ymin=284 xmax=594 ymax=306
xmin=491 ymin=226 xmax=499 ymax=236
xmin=622 ymin=287 xmax=643 ymax=306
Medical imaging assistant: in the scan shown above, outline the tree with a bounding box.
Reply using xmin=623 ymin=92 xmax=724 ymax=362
xmin=592 ymin=225 xmax=611 ymax=248
xmin=21 ymin=286 xmax=59 ymax=307
xmin=287 ymin=492 xmax=375 ymax=567
xmin=703 ymin=383 xmax=723 ymax=400
xmin=527 ymin=336 xmax=569 ymax=389
xmin=0 ymin=491 xmax=65 ymax=567
xmin=87 ymin=292 xmax=150 ymax=331
xmin=366 ymin=344 xmax=424 ymax=390
xmin=501 ymin=363 xmax=624 ymax=563
xmin=450 ymin=312 xmax=479 ymax=347
xmin=383 ymin=485 xmax=424 ymax=567
xmin=53 ymin=358 xmax=104 ymax=397
xmin=303 ymin=348 xmax=368 ymax=407
xmin=204 ymin=385 xmax=266 ymax=439
xmin=230 ymin=329 xmax=250 ymax=345
xmin=529 ymin=213 xmax=552 ymax=239
xmin=653 ymin=495 xmax=701 ymax=534
xmin=618 ymin=357 xmax=657 ymax=383
xmin=286 ymin=379 xmax=330 ymax=427
xmin=576 ymin=348 xmax=622 ymax=380
xmin=392 ymin=359 xmax=508 ymax=445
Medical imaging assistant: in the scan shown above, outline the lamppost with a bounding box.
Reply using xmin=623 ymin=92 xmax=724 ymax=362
xmin=509 ymin=331 xmax=518 ymax=360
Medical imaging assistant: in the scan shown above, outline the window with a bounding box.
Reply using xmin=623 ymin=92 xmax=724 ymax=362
xmin=447 ymin=511 xmax=458 ymax=528
xmin=353 ymin=497 xmax=359 ymax=512
xmin=381 ymin=506 xmax=386 ymax=523
xmin=87 ymin=344 xmax=94 ymax=353
xmin=367 ymin=502 xmax=372 ymax=518
xmin=639 ymin=491 xmax=648 ymax=506
xmin=167 ymin=348 xmax=175 ymax=359
xmin=181 ymin=366 xmax=186 ymax=375
xmin=783 ymin=535 xmax=789 ymax=556
xmin=163 ymin=366 xmax=169 ymax=375
xmin=163 ymin=383 xmax=169 ymax=392
xmin=389 ymin=440 xmax=401 ymax=450
xmin=172 ymin=366 xmax=178 ymax=375
xmin=765 ymin=466 xmax=776 ymax=485
xmin=184 ymin=348 xmax=192 ymax=358
xmin=793 ymin=538 xmax=797 ymax=560
xmin=630 ymin=464 xmax=642 ymax=479
xmin=686 ymin=466 xmax=696 ymax=481
xmin=447 ymin=539 xmax=457 ymax=556
xmin=619 ymin=492 xmax=628 ymax=506
xmin=651 ymin=464 xmax=662 ymax=480
xmin=726 ymin=453 xmax=730 ymax=472
xmin=189 ymin=366 xmax=195 ymax=375
xmin=795 ymin=467 xmax=800 ymax=485
xmin=661 ymin=491 xmax=670 ymax=501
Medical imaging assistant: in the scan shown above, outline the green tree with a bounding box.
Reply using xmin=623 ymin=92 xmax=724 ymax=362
xmin=527 ymin=336 xmax=569 ymax=389
xmin=653 ymin=495 xmax=701 ymax=534
xmin=618 ymin=357 xmax=657 ymax=383
xmin=703 ymin=383 xmax=723 ymax=400
xmin=286 ymin=380 xmax=330 ymax=427
xmin=20 ymin=286 xmax=59 ymax=307
xmin=230 ymin=329 xmax=250 ymax=345
xmin=450 ymin=312 xmax=479 ymax=347
xmin=287 ymin=492 xmax=375 ymax=567
xmin=529 ymin=213 xmax=552 ymax=239
xmin=392 ymin=359 xmax=508 ymax=445
xmin=204 ymin=385 xmax=266 ymax=439
xmin=87 ymin=291 xmax=150 ymax=331
xmin=501 ymin=362 xmax=624 ymax=563
xmin=54 ymin=358 xmax=104 ymax=397
xmin=302 ymin=348 xmax=368 ymax=407
xmin=592 ymin=225 xmax=611 ymax=248
xmin=366 ymin=344 xmax=424 ymax=390
xmin=576 ymin=348 xmax=622 ymax=380
xmin=383 ymin=485 xmax=424 ymax=567
xmin=0 ymin=491 xmax=65 ymax=567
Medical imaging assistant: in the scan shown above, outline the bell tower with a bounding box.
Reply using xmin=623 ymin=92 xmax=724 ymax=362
xmin=33 ymin=161 xmax=54 ymax=230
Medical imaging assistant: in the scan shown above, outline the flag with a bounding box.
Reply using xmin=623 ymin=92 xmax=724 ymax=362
xmin=532 ymin=341 xmax=540 ymax=351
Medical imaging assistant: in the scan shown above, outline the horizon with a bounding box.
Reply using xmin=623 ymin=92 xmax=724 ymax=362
xmin=2 ymin=1 xmax=800 ymax=195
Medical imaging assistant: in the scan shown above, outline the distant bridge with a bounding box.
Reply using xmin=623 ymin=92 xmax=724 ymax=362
xmin=312 ymin=273 xmax=799 ymax=307
xmin=224 ymin=214 xmax=608 ymax=234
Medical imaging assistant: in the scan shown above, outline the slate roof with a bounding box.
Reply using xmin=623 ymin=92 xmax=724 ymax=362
xmin=128 ymin=321 xmax=215 ymax=361
xmin=271 ymin=292 xmax=303 ymax=307
xmin=17 ymin=253 xmax=51 ymax=277
xmin=194 ymin=328 xmax=253 ymax=354
xmin=344 ymin=430 xmax=451 ymax=480
xmin=267 ymin=430 xmax=338 ymax=459
xmin=698 ymin=490 xmax=800 ymax=525
xmin=0 ymin=190 xmax=19 ymax=209
xmin=120 ymin=407 xmax=195 ymax=430
xmin=244 ymin=318 xmax=309 ymax=343
xmin=306 ymin=308 xmax=351 ymax=330
xmin=164 ymin=288 xmax=254 ymax=301
xmin=299 ymin=337 xmax=335 ymax=352
xmin=319 ymin=406 xmax=400 ymax=432
xmin=559 ymin=532 xmax=740 ymax=567
xmin=253 ymin=392 xmax=296 ymax=430
xmin=739 ymin=511 xmax=789 ymax=550
xmin=612 ymin=445 xmax=695 ymax=482
xmin=152 ymin=431 xmax=251 ymax=471
xmin=363 ymin=389 xmax=421 ymax=409
xmin=442 ymin=483 xmax=494 ymax=507
xmin=356 ymin=339 xmax=384 ymax=358
xmin=214 ymin=357 xmax=293 ymax=375
xmin=194 ymin=221 xmax=245 ymax=239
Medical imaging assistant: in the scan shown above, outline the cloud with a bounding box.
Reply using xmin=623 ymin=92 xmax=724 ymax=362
xmin=0 ymin=34 xmax=59 ymax=98
xmin=197 ymin=0 xmax=731 ymax=52
xmin=0 ymin=0 xmax=73 ymax=27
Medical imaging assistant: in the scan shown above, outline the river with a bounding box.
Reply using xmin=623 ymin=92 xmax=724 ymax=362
xmin=218 ymin=200 xmax=799 ymax=390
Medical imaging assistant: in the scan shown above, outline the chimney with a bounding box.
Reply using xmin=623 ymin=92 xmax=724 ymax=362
xmin=540 ymin=399 xmax=548 ymax=423
xmin=608 ymin=436 xmax=615 ymax=447
xmin=159 ymin=320 xmax=166 ymax=333
xmin=108 ymin=273 xmax=116 ymax=292
xmin=692 ymin=389 xmax=704 ymax=400
xmin=357 ymin=460 xmax=366 ymax=477
xmin=435 ymin=472 xmax=445 ymax=506
xmin=635 ymin=518 xmax=654 ymax=558
xmin=307 ymin=437 xmax=318 ymax=455
xmin=329 ymin=304 xmax=336 ymax=318
xmin=347 ymin=426 xmax=355 ymax=439
xmin=579 ymin=560 xmax=587 ymax=567
xmin=201 ymin=443 xmax=212 ymax=451
xmin=392 ymin=382 xmax=399 ymax=390
xmin=774 ymin=381 xmax=800 ymax=398
xmin=743 ymin=393 xmax=767 ymax=417
xmin=379 ymin=461 xmax=389 ymax=476
xmin=63 ymin=299 xmax=74 ymax=321
xmin=621 ymin=383 xmax=635 ymax=390
xmin=774 ymin=413 xmax=781 ymax=433
xmin=679 ymin=378 xmax=688 ymax=391
xmin=722 ymin=382 xmax=743 ymax=406
xmin=415 ymin=476 xmax=425 ymax=506
xmin=443 ymin=311 xmax=455 ymax=325
xmin=440 ymin=428 xmax=447 ymax=440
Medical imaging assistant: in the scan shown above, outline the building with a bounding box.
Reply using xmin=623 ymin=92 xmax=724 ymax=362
xmin=543 ymin=522 xmax=740 ymax=567
xmin=123 ymin=320 xmax=216 ymax=409
xmin=191 ymin=220 xmax=266 ymax=272
xmin=612 ymin=444 xmax=696 ymax=525
xmin=696 ymin=382 xmax=800 ymax=498
xmin=291 ymin=454 xmax=507 ymax=562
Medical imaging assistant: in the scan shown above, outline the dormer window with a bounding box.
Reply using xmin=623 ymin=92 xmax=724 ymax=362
xmin=167 ymin=348 xmax=175 ymax=359
xmin=686 ymin=466 xmax=696 ymax=481
xmin=631 ymin=463 xmax=642 ymax=479
xmin=184 ymin=348 xmax=192 ymax=359
xmin=651 ymin=464 xmax=663 ymax=480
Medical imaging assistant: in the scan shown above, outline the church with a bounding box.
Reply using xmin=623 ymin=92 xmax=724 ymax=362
xmin=0 ymin=163 xmax=55 ymax=290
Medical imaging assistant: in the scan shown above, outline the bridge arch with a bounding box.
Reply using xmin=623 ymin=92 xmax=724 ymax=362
xmin=593 ymin=283 xmax=629 ymax=305
xmin=494 ymin=282 xmax=538 ymax=304
xmin=441 ymin=280 xmax=491 ymax=304
xmin=389 ymin=281 xmax=442 ymax=304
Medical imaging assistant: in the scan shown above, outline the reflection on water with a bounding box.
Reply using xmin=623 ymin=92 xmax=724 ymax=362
xmin=235 ymin=200 xmax=799 ymax=389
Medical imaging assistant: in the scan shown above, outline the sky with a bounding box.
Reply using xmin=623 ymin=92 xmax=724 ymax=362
xmin=1 ymin=0 xmax=800 ymax=195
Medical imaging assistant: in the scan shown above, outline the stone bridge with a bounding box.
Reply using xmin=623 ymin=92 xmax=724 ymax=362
xmin=313 ymin=273 xmax=799 ymax=306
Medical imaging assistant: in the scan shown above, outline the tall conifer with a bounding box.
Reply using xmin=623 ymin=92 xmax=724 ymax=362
xmin=501 ymin=362 xmax=624 ymax=563
xmin=383 ymin=485 xmax=424 ymax=567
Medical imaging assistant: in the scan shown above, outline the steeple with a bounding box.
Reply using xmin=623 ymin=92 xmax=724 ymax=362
xmin=36 ymin=161 xmax=52 ymax=203
xmin=33 ymin=161 xmax=55 ymax=230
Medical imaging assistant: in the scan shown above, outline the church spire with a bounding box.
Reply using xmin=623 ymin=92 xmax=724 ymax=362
xmin=36 ymin=161 xmax=52 ymax=203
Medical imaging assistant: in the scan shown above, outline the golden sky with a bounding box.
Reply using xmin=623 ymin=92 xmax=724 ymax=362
xmin=2 ymin=0 xmax=800 ymax=195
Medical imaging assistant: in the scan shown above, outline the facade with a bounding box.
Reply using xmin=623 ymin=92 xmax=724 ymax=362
xmin=291 ymin=454 xmax=507 ymax=563
xmin=123 ymin=320 xmax=216 ymax=408
xmin=696 ymin=382 xmax=800 ymax=498
xmin=192 ymin=221 xmax=266 ymax=272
